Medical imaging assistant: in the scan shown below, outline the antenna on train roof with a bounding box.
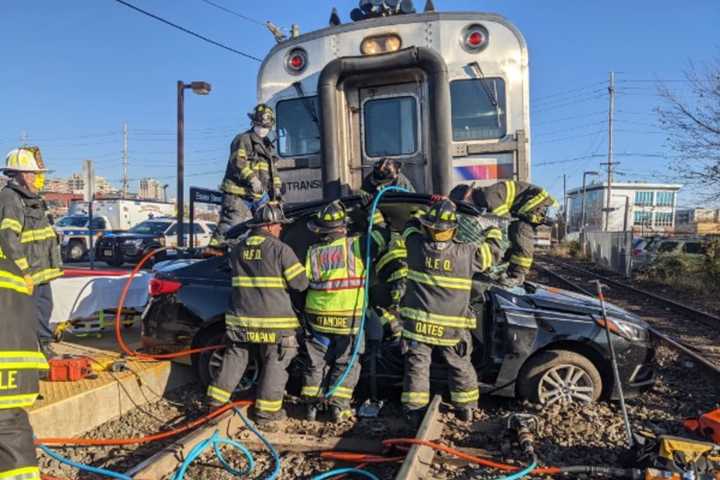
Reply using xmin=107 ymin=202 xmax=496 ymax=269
xmin=423 ymin=0 xmax=436 ymax=12
xmin=329 ymin=7 xmax=342 ymax=26
xmin=266 ymin=21 xmax=286 ymax=43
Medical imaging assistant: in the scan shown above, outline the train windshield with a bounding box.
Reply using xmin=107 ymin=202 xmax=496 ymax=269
xmin=363 ymin=96 xmax=418 ymax=157
xmin=450 ymin=78 xmax=507 ymax=141
xmin=276 ymin=96 xmax=321 ymax=157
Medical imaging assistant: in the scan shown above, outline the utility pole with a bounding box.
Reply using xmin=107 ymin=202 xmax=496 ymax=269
xmin=563 ymin=174 xmax=568 ymax=238
xmin=603 ymin=71 xmax=616 ymax=231
xmin=122 ymin=122 xmax=129 ymax=199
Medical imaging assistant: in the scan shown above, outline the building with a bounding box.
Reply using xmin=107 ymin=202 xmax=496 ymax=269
xmin=675 ymin=208 xmax=720 ymax=235
xmin=139 ymin=178 xmax=164 ymax=201
xmin=567 ymin=182 xmax=682 ymax=234
xmin=67 ymin=173 xmax=118 ymax=196
xmin=44 ymin=178 xmax=71 ymax=194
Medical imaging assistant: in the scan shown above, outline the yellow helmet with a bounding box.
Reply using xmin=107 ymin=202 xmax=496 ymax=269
xmin=3 ymin=146 xmax=47 ymax=173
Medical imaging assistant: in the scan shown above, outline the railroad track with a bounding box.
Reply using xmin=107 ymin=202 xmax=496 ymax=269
xmin=534 ymin=255 xmax=720 ymax=375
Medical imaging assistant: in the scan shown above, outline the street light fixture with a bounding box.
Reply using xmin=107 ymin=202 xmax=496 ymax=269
xmin=177 ymin=80 xmax=212 ymax=248
xmin=580 ymin=171 xmax=599 ymax=233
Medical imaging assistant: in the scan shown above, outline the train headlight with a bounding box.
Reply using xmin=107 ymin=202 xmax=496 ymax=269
xmin=360 ymin=34 xmax=402 ymax=55
xmin=462 ymin=24 xmax=489 ymax=52
xmin=285 ymin=48 xmax=308 ymax=74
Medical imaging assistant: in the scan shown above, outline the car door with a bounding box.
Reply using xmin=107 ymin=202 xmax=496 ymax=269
xmin=164 ymin=223 xmax=178 ymax=248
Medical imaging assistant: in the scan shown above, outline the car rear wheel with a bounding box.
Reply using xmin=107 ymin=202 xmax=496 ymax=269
xmin=191 ymin=324 xmax=259 ymax=394
xmin=67 ymin=240 xmax=87 ymax=261
xmin=517 ymin=350 xmax=602 ymax=405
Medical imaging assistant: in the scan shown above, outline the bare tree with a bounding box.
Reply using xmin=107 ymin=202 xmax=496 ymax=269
xmin=657 ymin=57 xmax=720 ymax=199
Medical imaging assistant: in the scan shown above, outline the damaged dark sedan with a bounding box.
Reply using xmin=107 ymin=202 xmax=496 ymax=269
xmin=142 ymin=193 xmax=655 ymax=406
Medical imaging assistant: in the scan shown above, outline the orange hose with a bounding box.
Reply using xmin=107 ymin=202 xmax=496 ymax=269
xmin=382 ymin=438 xmax=562 ymax=475
xmin=114 ymin=247 xmax=223 ymax=360
xmin=320 ymin=452 xmax=405 ymax=463
xmin=36 ymin=400 xmax=251 ymax=446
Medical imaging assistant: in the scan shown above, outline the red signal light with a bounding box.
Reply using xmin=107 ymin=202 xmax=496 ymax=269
xmin=468 ymin=31 xmax=484 ymax=47
xmin=463 ymin=24 xmax=489 ymax=52
xmin=290 ymin=55 xmax=304 ymax=69
xmin=286 ymin=48 xmax=308 ymax=74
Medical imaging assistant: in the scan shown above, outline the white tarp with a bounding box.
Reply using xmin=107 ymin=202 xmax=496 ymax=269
xmin=50 ymin=272 xmax=151 ymax=324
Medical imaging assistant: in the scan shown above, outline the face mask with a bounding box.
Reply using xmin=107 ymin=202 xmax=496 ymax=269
xmin=253 ymin=126 xmax=271 ymax=138
xmin=33 ymin=173 xmax=45 ymax=191
xmin=427 ymin=227 xmax=455 ymax=242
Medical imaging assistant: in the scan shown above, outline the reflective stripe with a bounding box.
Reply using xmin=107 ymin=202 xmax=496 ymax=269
xmin=273 ymin=176 xmax=282 ymax=186
xmin=370 ymin=230 xmax=386 ymax=251
xmin=254 ymin=161 xmax=270 ymax=172
xmin=14 ymin=258 xmax=29 ymax=271
xmin=256 ymin=398 xmax=283 ymax=412
xmin=0 ymin=270 xmax=31 ymax=295
xmin=518 ymin=189 xmax=550 ymax=215
xmin=0 ymin=218 xmax=22 ymax=233
xmin=241 ymin=166 xmax=254 ymax=178
xmin=407 ymin=270 xmax=472 ymax=291
xmin=221 ymin=180 xmax=263 ymax=199
xmin=0 ymin=393 xmax=39 ymax=409
xmin=309 ymin=277 xmax=364 ymax=291
xmin=451 ymin=389 xmax=480 ymax=404
xmin=401 ymin=391 xmax=430 ymax=405
xmin=510 ymin=254 xmax=533 ymax=269
xmin=20 ymin=226 xmax=56 ymax=244
xmin=232 ymin=276 xmax=285 ymax=288
xmin=387 ymin=267 xmax=408 ymax=283
xmin=308 ymin=321 xmax=359 ymax=336
xmin=301 ymin=385 xmax=322 ymax=397
xmin=0 ymin=351 xmax=49 ymax=370
xmin=371 ymin=211 xmax=384 ymax=225
xmin=402 ymin=330 xmax=460 ymax=346
xmin=478 ymin=243 xmax=493 ymax=271
xmin=400 ymin=307 xmax=475 ymax=328
xmin=283 ymin=262 xmax=305 ymax=281
xmin=30 ymin=268 xmax=63 ymax=284
xmin=376 ymin=247 xmax=406 ymax=273
xmin=0 ymin=466 xmax=41 ymax=480
xmin=225 ymin=314 xmax=299 ymax=329
xmin=207 ymin=385 xmax=231 ymax=403
xmin=492 ymin=180 xmax=516 ymax=216
xmin=402 ymin=226 xmax=422 ymax=239
xmin=329 ymin=385 xmax=353 ymax=400
xmin=246 ymin=236 xmax=266 ymax=246
xmin=485 ymin=228 xmax=502 ymax=241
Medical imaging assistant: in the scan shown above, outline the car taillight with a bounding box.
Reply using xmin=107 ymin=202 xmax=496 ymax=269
xmin=286 ymin=48 xmax=308 ymax=74
xmin=462 ymin=24 xmax=489 ymax=52
xmin=149 ymin=278 xmax=182 ymax=297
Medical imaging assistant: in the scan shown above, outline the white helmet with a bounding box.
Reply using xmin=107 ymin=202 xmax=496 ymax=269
xmin=3 ymin=147 xmax=47 ymax=174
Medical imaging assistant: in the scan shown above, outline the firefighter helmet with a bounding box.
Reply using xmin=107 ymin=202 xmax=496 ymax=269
xmin=247 ymin=201 xmax=289 ymax=227
xmin=248 ymin=103 xmax=275 ymax=128
xmin=371 ymin=158 xmax=401 ymax=185
xmin=419 ymin=199 xmax=458 ymax=232
xmin=3 ymin=146 xmax=47 ymax=173
xmin=449 ymin=184 xmax=474 ymax=203
xmin=307 ymin=200 xmax=348 ymax=233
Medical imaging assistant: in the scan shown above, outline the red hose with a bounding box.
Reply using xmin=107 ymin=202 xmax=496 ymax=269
xmin=114 ymin=247 xmax=223 ymax=360
xmin=382 ymin=439 xmax=562 ymax=475
xmin=320 ymin=452 xmax=405 ymax=464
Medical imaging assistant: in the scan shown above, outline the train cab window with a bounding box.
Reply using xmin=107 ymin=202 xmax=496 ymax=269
xmin=450 ymin=78 xmax=507 ymax=141
xmin=276 ymin=97 xmax=321 ymax=157
xmin=363 ymin=96 xmax=418 ymax=157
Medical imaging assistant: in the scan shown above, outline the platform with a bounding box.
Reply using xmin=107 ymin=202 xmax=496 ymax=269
xmin=29 ymin=324 xmax=195 ymax=439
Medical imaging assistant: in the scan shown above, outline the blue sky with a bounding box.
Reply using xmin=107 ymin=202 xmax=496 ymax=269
xmin=1 ymin=0 xmax=718 ymax=207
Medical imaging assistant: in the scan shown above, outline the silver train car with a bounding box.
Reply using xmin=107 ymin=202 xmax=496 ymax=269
xmin=257 ymin=1 xmax=530 ymax=202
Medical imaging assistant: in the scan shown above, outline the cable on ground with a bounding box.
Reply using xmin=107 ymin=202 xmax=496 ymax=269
xmin=171 ymin=431 xmax=254 ymax=480
xmin=233 ymin=407 xmax=282 ymax=480
xmin=38 ymin=444 xmax=132 ymax=480
xmin=311 ymin=467 xmax=381 ymax=480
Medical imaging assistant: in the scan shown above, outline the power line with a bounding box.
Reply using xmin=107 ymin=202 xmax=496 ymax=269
xmin=197 ymin=0 xmax=266 ymax=27
xmin=112 ymin=0 xmax=262 ymax=62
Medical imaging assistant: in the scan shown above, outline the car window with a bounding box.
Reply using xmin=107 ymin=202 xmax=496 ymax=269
xmin=684 ymin=242 xmax=704 ymax=254
xmin=657 ymin=241 xmax=679 ymax=253
xmin=57 ymin=216 xmax=87 ymax=227
xmin=130 ymin=221 xmax=173 ymax=235
xmin=166 ymin=224 xmax=177 ymax=235
xmin=191 ymin=223 xmax=205 ymax=234
xmin=90 ymin=217 xmax=107 ymax=230
xmin=206 ymin=223 xmax=217 ymax=232
xmin=450 ymin=78 xmax=507 ymax=141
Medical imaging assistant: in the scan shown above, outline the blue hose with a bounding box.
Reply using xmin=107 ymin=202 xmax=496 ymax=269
xmin=325 ymin=185 xmax=408 ymax=399
xmin=39 ymin=444 xmax=132 ymax=480
xmin=234 ymin=407 xmax=282 ymax=480
xmin=172 ymin=430 xmax=254 ymax=480
xmin=311 ymin=467 xmax=381 ymax=480
xmin=491 ymin=460 xmax=538 ymax=480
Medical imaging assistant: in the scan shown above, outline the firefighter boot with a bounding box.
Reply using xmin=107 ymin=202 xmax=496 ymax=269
xmin=404 ymin=408 xmax=425 ymax=429
xmin=455 ymin=407 xmax=473 ymax=422
xmin=306 ymin=404 xmax=319 ymax=422
xmin=330 ymin=406 xmax=354 ymax=423
xmin=254 ymin=409 xmax=287 ymax=430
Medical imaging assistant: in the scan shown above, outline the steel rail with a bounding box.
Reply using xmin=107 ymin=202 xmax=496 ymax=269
xmin=534 ymin=260 xmax=720 ymax=376
xmin=395 ymin=395 xmax=445 ymax=480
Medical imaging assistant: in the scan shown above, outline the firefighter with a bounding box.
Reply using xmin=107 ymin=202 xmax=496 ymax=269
xmin=0 ymin=147 xmax=63 ymax=358
xmin=393 ymin=199 xmax=502 ymax=425
xmin=450 ymin=180 xmax=558 ymax=287
xmin=360 ymin=158 xmax=416 ymax=197
xmin=209 ymin=104 xmax=283 ymax=248
xmin=206 ymin=202 xmax=308 ymax=425
xmin=301 ymin=200 xmax=388 ymax=422
xmin=0 ymin=238 xmax=49 ymax=479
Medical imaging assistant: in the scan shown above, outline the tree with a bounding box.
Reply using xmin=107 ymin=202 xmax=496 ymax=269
xmin=656 ymin=57 xmax=720 ymax=199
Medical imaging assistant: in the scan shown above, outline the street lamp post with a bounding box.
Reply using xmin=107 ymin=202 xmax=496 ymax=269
xmin=177 ymin=80 xmax=212 ymax=248
xmin=580 ymin=171 xmax=599 ymax=233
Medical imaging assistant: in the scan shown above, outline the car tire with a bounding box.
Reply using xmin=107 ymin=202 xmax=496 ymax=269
xmin=517 ymin=349 xmax=602 ymax=405
xmin=190 ymin=324 xmax=260 ymax=394
xmin=105 ymin=258 xmax=124 ymax=268
xmin=67 ymin=240 xmax=87 ymax=262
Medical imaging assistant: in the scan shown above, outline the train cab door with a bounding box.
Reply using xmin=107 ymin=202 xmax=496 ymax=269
xmin=351 ymin=82 xmax=427 ymax=193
